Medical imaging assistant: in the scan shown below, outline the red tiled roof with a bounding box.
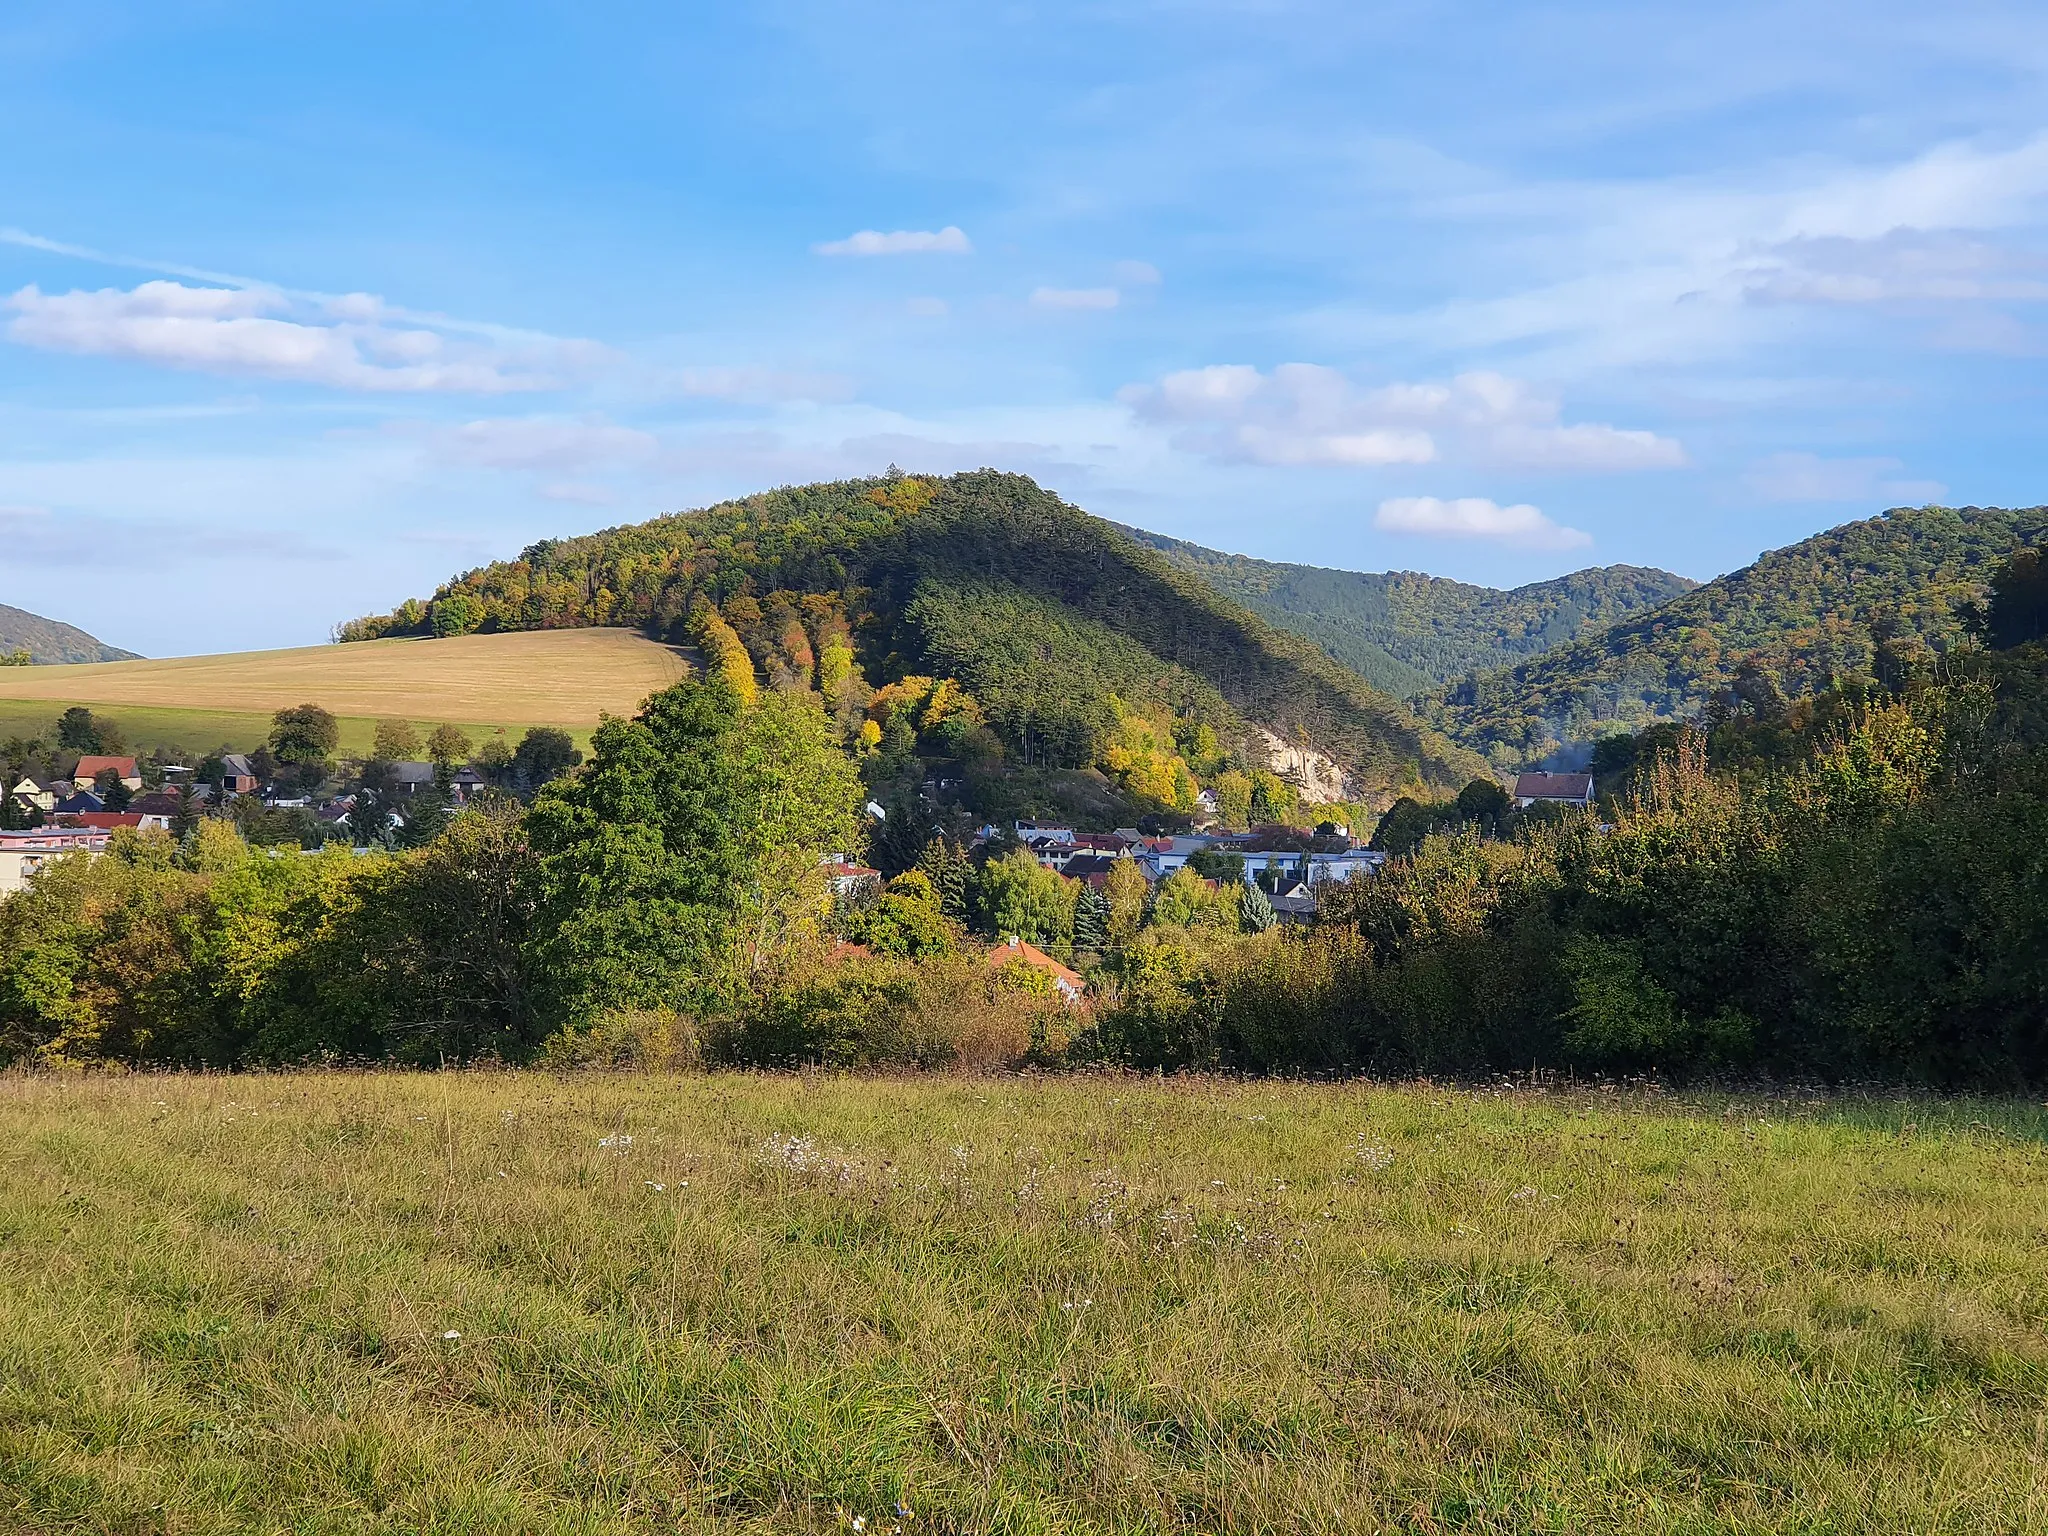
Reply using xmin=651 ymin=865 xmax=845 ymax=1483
xmin=987 ymin=936 xmax=1085 ymax=993
xmin=72 ymin=755 xmax=139 ymax=780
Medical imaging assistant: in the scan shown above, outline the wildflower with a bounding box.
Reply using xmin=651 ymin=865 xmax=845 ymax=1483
xmin=1354 ymin=1136 xmax=1395 ymax=1171
xmin=853 ymin=1518 xmax=867 ymax=1532
xmin=440 ymin=1329 xmax=461 ymax=1341
xmin=1510 ymin=1186 xmax=1538 ymax=1203
xmin=645 ymin=1181 xmax=666 ymax=1192
xmin=599 ymin=1133 xmax=633 ymax=1151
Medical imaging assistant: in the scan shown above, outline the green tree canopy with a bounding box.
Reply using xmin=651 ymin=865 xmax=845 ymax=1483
xmin=269 ymin=704 xmax=339 ymax=764
xmin=524 ymin=678 xmax=860 ymax=1028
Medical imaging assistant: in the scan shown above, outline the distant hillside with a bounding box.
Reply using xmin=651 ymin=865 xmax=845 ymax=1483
xmin=343 ymin=471 xmax=1492 ymax=805
xmin=0 ymin=603 xmax=138 ymax=664
xmin=1432 ymin=503 xmax=2048 ymax=765
xmin=1121 ymin=528 xmax=1693 ymax=698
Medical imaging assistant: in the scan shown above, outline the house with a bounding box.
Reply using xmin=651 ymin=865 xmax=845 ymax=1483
xmin=1059 ymin=854 xmax=1124 ymax=889
xmin=220 ymin=754 xmax=259 ymax=795
xmin=1025 ymin=835 xmax=1080 ymax=872
xmin=8 ymin=776 xmax=60 ymax=812
xmin=1014 ymin=821 xmax=1075 ymax=844
xmin=1268 ymin=882 xmax=1320 ymax=926
xmin=1513 ymin=772 xmax=1595 ymax=809
xmin=52 ymin=790 xmax=105 ymax=816
xmin=449 ymin=766 xmax=486 ymax=801
xmin=0 ymin=827 xmax=111 ymax=896
xmin=127 ymin=791 xmax=182 ymax=831
xmin=71 ymin=755 xmax=142 ymax=792
xmin=821 ymin=855 xmax=882 ymax=899
xmin=389 ymin=762 xmax=438 ymax=796
xmin=987 ymin=935 xmax=1087 ymax=1006
xmin=67 ymin=812 xmax=146 ymax=832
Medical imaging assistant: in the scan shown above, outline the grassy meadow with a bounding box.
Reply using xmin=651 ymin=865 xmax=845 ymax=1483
xmin=0 ymin=629 xmax=687 ymax=753
xmin=2 ymin=1073 xmax=2045 ymax=1534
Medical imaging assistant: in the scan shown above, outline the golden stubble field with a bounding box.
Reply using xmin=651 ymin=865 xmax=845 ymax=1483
xmin=0 ymin=628 xmax=689 ymax=732
xmin=1 ymin=1071 xmax=2045 ymax=1534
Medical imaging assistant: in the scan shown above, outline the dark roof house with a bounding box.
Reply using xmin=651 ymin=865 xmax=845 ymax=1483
xmin=1513 ymin=772 xmax=1594 ymax=808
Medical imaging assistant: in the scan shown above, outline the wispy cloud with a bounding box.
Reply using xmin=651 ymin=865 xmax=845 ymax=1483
xmin=428 ymin=415 xmax=660 ymax=471
xmin=1375 ymin=496 xmax=1591 ymax=550
xmin=1122 ymin=363 xmax=1682 ymax=471
xmin=814 ymin=226 xmax=972 ymax=256
xmin=1742 ymin=452 xmax=1948 ymax=504
xmin=0 ymin=501 xmax=340 ymax=567
xmin=1031 ymin=286 xmax=1120 ymax=311
xmin=5 ymin=281 xmax=584 ymax=393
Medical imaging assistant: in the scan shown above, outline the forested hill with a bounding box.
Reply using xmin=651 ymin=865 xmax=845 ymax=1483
xmin=342 ymin=471 xmax=1492 ymax=801
xmin=1431 ymin=503 xmax=2048 ymax=766
xmin=1121 ymin=526 xmax=1693 ymax=698
xmin=0 ymin=603 xmax=139 ymax=664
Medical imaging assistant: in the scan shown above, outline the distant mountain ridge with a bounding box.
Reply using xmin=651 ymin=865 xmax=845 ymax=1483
xmin=0 ymin=603 xmax=139 ymax=664
xmin=1430 ymin=503 xmax=2048 ymax=765
xmin=1120 ymin=526 xmax=1695 ymax=699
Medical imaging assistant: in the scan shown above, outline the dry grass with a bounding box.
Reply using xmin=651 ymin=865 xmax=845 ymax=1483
xmin=1 ymin=1071 xmax=2045 ymax=1534
xmin=0 ymin=629 xmax=689 ymax=732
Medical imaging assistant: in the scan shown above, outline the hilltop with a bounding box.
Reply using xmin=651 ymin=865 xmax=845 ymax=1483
xmin=0 ymin=602 xmax=139 ymax=665
xmin=1122 ymin=526 xmax=1693 ymax=698
xmin=1433 ymin=503 xmax=2048 ymax=764
xmin=343 ymin=471 xmax=1492 ymax=809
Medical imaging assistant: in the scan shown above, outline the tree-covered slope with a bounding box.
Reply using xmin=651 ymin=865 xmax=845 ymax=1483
xmin=0 ymin=603 xmax=139 ymax=664
xmin=342 ymin=471 xmax=1490 ymax=801
xmin=1121 ymin=527 xmax=1693 ymax=698
xmin=1431 ymin=503 xmax=2048 ymax=765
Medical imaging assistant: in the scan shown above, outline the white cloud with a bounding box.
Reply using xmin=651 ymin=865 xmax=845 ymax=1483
xmin=431 ymin=416 xmax=659 ymax=471
xmin=1375 ymin=496 xmax=1592 ymax=550
xmin=814 ymin=226 xmax=972 ymax=256
xmin=1122 ymin=362 xmax=1682 ymax=471
xmin=5 ymin=280 xmax=569 ymax=392
xmin=1743 ymin=452 xmax=1948 ymax=504
xmin=1031 ymin=286 xmax=1121 ymax=310
xmin=1114 ymin=260 xmax=1163 ymax=285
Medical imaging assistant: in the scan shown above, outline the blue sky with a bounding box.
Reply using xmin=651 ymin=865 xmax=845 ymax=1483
xmin=2 ymin=2 xmax=2045 ymax=656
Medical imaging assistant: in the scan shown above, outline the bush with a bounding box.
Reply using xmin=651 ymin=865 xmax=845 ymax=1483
xmin=705 ymin=955 xmax=1055 ymax=1070
xmin=534 ymin=1010 xmax=700 ymax=1070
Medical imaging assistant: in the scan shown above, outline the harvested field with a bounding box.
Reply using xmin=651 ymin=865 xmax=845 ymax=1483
xmin=0 ymin=628 xmax=688 ymax=734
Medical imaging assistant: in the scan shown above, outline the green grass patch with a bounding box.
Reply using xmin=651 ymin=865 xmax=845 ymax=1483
xmin=1 ymin=1073 xmax=2045 ymax=1533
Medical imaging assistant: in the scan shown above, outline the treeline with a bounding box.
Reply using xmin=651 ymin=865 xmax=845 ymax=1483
xmin=12 ymin=558 xmax=2047 ymax=1087
xmin=0 ymin=684 xmax=858 ymax=1067
xmin=1431 ymin=503 xmax=2048 ymax=764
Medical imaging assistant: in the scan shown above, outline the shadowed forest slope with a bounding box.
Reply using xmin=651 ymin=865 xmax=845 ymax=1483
xmin=1122 ymin=526 xmax=1693 ymax=699
xmin=1429 ymin=503 xmax=2048 ymax=764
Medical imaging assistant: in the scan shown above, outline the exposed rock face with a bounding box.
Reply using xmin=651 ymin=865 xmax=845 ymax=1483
xmin=1255 ymin=726 xmax=1356 ymax=803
